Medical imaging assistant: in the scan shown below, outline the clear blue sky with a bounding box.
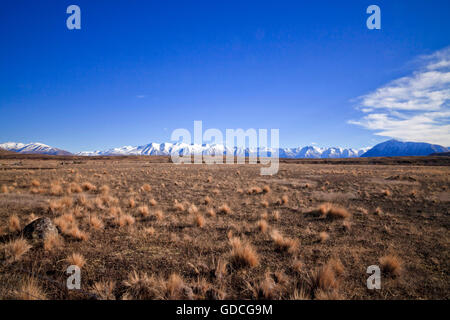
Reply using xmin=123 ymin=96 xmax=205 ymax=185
xmin=1 ymin=0 xmax=449 ymax=152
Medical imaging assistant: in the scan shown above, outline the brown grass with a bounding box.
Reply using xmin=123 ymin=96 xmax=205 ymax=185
xmin=91 ymin=280 xmax=116 ymax=300
xmin=137 ymin=205 xmax=150 ymax=217
xmin=379 ymin=255 xmax=402 ymax=277
xmin=15 ymin=277 xmax=47 ymax=300
xmin=82 ymin=182 xmax=96 ymax=192
xmin=43 ymin=233 xmax=64 ymax=252
xmin=229 ymin=237 xmax=259 ymax=268
xmin=66 ymin=252 xmax=86 ymax=268
xmin=270 ymin=229 xmax=299 ymax=254
xmin=141 ymin=184 xmax=152 ymax=192
xmin=194 ymin=214 xmax=205 ymax=228
xmin=319 ymin=231 xmax=329 ymax=242
xmin=8 ymin=214 xmax=21 ymax=232
xmin=257 ymin=219 xmax=269 ymax=233
xmin=3 ymin=238 xmax=32 ymax=262
xmin=218 ymin=204 xmax=231 ymax=214
xmin=149 ymin=198 xmax=157 ymax=207
xmin=318 ymin=203 xmax=351 ymax=219
xmin=89 ymin=215 xmax=104 ymax=230
xmin=1 ymin=184 xmax=8 ymax=193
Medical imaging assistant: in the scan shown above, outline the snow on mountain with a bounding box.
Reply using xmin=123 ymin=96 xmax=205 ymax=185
xmin=0 ymin=142 xmax=72 ymax=155
xmin=76 ymin=142 xmax=369 ymax=158
xmin=361 ymin=139 xmax=448 ymax=157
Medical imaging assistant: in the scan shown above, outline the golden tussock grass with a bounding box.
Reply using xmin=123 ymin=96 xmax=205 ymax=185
xmin=154 ymin=210 xmax=164 ymax=221
xmin=66 ymin=252 xmax=86 ymax=268
xmin=127 ymin=197 xmax=136 ymax=208
xmin=15 ymin=277 xmax=47 ymax=300
xmin=69 ymin=182 xmax=82 ymax=194
xmin=123 ymin=271 xmax=162 ymax=300
xmin=173 ymin=202 xmax=185 ymax=212
xmin=247 ymin=186 xmax=263 ymax=195
xmin=379 ymin=255 xmax=402 ymax=276
xmin=115 ymin=214 xmax=135 ymax=227
xmin=49 ymin=183 xmax=63 ymax=196
xmin=270 ymin=229 xmax=298 ymax=254
xmin=137 ymin=205 xmax=149 ymax=217
xmin=82 ymin=182 xmax=96 ymax=192
xmin=382 ymin=189 xmax=391 ymax=197
xmin=68 ymin=226 xmax=89 ymax=241
xmin=89 ymin=215 xmax=104 ymax=230
xmin=206 ymin=208 xmax=216 ymax=217
xmin=314 ymin=289 xmax=343 ymax=300
xmin=1 ymin=184 xmax=9 ymax=193
xmin=149 ymin=198 xmax=157 ymax=207
xmin=99 ymin=185 xmax=110 ymax=195
xmin=257 ymin=219 xmax=269 ymax=233
xmin=218 ymin=204 xmax=231 ymax=214
xmin=281 ymin=195 xmax=289 ymax=205
xmin=292 ymin=259 xmax=303 ymax=273
xmin=144 ymin=227 xmax=155 ymax=236
xmin=319 ymin=231 xmax=329 ymax=242
xmin=261 ymin=200 xmax=269 ymax=208
xmin=203 ymin=196 xmax=212 ymax=205
xmin=273 ymin=210 xmax=280 ymax=221
xmin=187 ymin=204 xmax=199 ymax=215
xmin=262 ymin=185 xmax=271 ymax=193
xmin=43 ymin=233 xmax=64 ymax=252
xmin=318 ymin=203 xmax=351 ymax=219
xmin=141 ymin=184 xmax=152 ymax=192
xmin=91 ymin=280 xmax=116 ymax=300
xmin=290 ymin=287 xmax=310 ymax=300
xmin=3 ymin=238 xmax=31 ymax=262
xmin=229 ymin=237 xmax=259 ymax=268
xmin=31 ymin=179 xmax=40 ymax=187
xmin=8 ymin=214 xmax=21 ymax=232
xmin=246 ymin=273 xmax=278 ymax=299
xmin=194 ymin=214 xmax=205 ymax=228
xmin=374 ymin=207 xmax=383 ymax=215
xmin=309 ymin=265 xmax=338 ymax=293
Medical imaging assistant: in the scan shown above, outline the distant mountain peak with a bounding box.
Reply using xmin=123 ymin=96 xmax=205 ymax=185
xmin=361 ymin=140 xmax=448 ymax=157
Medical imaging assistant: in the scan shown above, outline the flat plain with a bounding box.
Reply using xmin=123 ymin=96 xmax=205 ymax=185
xmin=0 ymin=155 xmax=448 ymax=300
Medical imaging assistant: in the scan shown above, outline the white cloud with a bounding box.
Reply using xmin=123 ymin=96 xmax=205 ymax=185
xmin=349 ymin=47 xmax=450 ymax=146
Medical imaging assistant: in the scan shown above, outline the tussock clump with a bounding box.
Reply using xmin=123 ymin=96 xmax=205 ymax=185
xmin=374 ymin=207 xmax=383 ymax=215
xmin=247 ymin=186 xmax=263 ymax=195
xmin=203 ymin=196 xmax=212 ymax=205
xmin=3 ymin=238 xmax=31 ymax=262
xmin=173 ymin=201 xmax=185 ymax=212
xmin=206 ymin=208 xmax=216 ymax=217
xmin=82 ymin=182 xmax=96 ymax=192
xmin=91 ymin=280 xmax=116 ymax=300
xmin=270 ymin=229 xmax=299 ymax=254
xmin=149 ymin=199 xmax=157 ymax=207
xmin=257 ymin=219 xmax=269 ymax=233
xmin=123 ymin=271 xmax=162 ymax=300
xmin=229 ymin=237 xmax=259 ymax=268
xmin=262 ymin=185 xmax=271 ymax=194
xmin=318 ymin=203 xmax=350 ymax=219
xmin=116 ymin=214 xmax=135 ymax=227
xmin=44 ymin=233 xmax=64 ymax=252
xmin=319 ymin=231 xmax=329 ymax=242
xmin=8 ymin=214 xmax=21 ymax=232
xmin=127 ymin=197 xmax=136 ymax=208
xmin=281 ymin=195 xmax=289 ymax=205
xmin=188 ymin=204 xmax=199 ymax=215
xmin=218 ymin=204 xmax=231 ymax=215
xmin=154 ymin=210 xmax=164 ymax=221
xmin=290 ymin=287 xmax=310 ymax=300
xmin=49 ymin=183 xmax=63 ymax=196
xmin=247 ymin=274 xmax=278 ymax=299
xmin=379 ymin=255 xmax=402 ymax=277
xmin=382 ymin=189 xmax=391 ymax=197
xmin=194 ymin=214 xmax=205 ymax=228
xmin=89 ymin=215 xmax=104 ymax=230
xmin=144 ymin=227 xmax=155 ymax=236
xmin=99 ymin=185 xmax=110 ymax=195
xmin=68 ymin=226 xmax=89 ymax=241
xmin=273 ymin=210 xmax=280 ymax=221
xmin=309 ymin=265 xmax=338 ymax=293
xmin=137 ymin=205 xmax=150 ymax=217
xmin=69 ymin=182 xmax=82 ymax=194
xmin=261 ymin=200 xmax=269 ymax=208
xmin=1 ymin=184 xmax=9 ymax=193
xmin=15 ymin=277 xmax=47 ymax=300
xmin=141 ymin=184 xmax=152 ymax=192
xmin=66 ymin=252 xmax=86 ymax=268
xmin=315 ymin=289 xmax=343 ymax=300
xmin=31 ymin=179 xmax=40 ymax=187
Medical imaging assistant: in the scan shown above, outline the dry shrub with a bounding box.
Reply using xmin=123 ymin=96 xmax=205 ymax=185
xmin=44 ymin=233 xmax=64 ymax=252
xmin=257 ymin=219 xmax=269 ymax=233
xmin=319 ymin=231 xmax=329 ymax=242
xmin=91 ymin=280 xmax=116 ymax=300
xmin=194 ymin=214 xmax=205 ymax=228
xmin=379 ymin=255 xmax=402 ymax=276
xmin=1 ymin=184 xmax=9 ymax=193
xmin=318 ymin=203 xmax=350 ymax=219
xmin=89 ymin=215 xmax=104 ymax=230
xmin=82 ymin=182 xmax=96 ymax=192
xmin=149 ymin=199 xmax=157 ymax=207
xmin=8 ymin=214 xmax=21 ymax=232
xmin=66 ymin=252 xmax=86 ymax=268
xmin=15 ymin=277 xmax=47 ymax=300
xmin=137 ymin=205 xmax=150 ymax=217
xmin=141 ymin=184 xmax=152 ymax=192
xmin=218 ymin=204 xmax=231 ymax=215
xmin=3 ymin=238 xmax=31 ymax=262
xmin=229 ymin=237 xmax=259 ymax=268
xmin=270 ymin=229 xmax=298 ymax=254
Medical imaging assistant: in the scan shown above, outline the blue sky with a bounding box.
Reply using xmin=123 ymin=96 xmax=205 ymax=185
xmin=1 ymin=0 xmax=449 ymax=152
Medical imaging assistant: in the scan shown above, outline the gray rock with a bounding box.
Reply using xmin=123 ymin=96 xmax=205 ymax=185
xmin=23 ymin=217 xmax=58 ymax=240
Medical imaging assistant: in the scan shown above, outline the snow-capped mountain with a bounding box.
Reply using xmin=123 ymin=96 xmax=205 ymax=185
xmin=0 ymin=142 xmax=72 ymax=155
xmin=361 ymin=139 xmax=448 ymax=157
xmin=76 ymin=142 xmax=369 ymax=158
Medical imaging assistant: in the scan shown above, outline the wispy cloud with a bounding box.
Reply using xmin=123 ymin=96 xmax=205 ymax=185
xmin=349 ymin=47 xmax=450 ymax=146
xmin=136 ymin=95 xmax=146 ymax=99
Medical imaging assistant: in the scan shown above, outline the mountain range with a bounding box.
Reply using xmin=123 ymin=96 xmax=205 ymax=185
xmin=0 ymin=140 xmax=448 ymax=158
